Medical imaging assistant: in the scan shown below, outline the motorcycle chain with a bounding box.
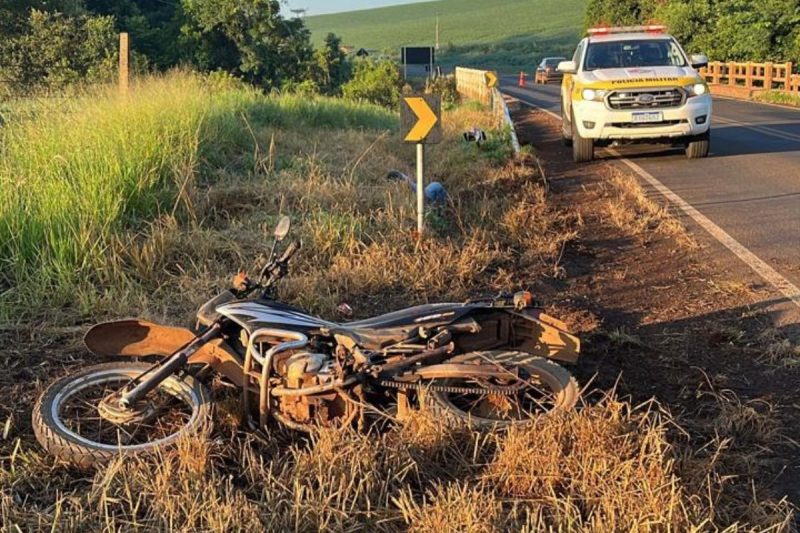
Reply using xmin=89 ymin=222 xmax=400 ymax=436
xmin=377 ymin=379 xmax=526 ymax=396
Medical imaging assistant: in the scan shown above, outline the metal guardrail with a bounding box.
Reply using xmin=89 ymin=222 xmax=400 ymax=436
xmin=455 ymin=67 xmax=521 ymax=155
xmin=492 ymin=88 xmax=521 ymax=155
xmin=700 ymin=61 xmax=800 ymax=94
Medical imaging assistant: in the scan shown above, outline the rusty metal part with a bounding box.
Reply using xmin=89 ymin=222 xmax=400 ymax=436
xmin=376 ymin=343 xmax=454 ymax=376
xmin=270 ymin=376 xmax=358 ymax=397
xmin=243 ymin=329 xmax=308 ymax=429
xmin=97 ymin=393 xmax=156 ymax=425
xmin=377 ymin=378 xmax=526 ymax=395
xmin=513 ymin=311 xmax=581 ymax=363
xmin=271 ymin=410 xmax=314 ymax=433
xmin=390 ymin=362 xmax=521 ymax=383
xmin=84 ymin=320 xmax=246 ymax=386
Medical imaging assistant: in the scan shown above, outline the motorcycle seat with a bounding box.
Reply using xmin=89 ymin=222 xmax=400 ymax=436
xmin=328 ymin=304 xmax=473 ymax=349
xmin=329 ymin=324 xmax=416 ymax=350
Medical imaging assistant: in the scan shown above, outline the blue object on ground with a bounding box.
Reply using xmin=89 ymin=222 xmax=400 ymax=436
xmin=386 ymin=170 xmax=449 ymax=205
xmin=424 ymin=182 xmax=448 ymax=204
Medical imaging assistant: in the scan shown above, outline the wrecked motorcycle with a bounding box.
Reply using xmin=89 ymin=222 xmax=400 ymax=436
xmin=33 ymin=217 xmax=581 ymax=467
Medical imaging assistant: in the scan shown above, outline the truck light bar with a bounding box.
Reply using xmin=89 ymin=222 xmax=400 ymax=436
xmin=587 ymin=25 xmax=667 ymax=35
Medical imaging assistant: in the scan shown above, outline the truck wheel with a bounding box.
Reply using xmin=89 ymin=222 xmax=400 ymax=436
xmin=571 ymin=112 xmax=594 ymax=162
xmin=561 ymin=103 xmax=573 ymax=147
xmin=686 ymin=130 xmax=710 ymax=159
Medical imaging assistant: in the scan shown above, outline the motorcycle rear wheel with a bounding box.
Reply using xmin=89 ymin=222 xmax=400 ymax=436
xmin=421 ymin=351 xmax=578 ymax=428
xmin=33 ymin=362 xmax=212 ymax=468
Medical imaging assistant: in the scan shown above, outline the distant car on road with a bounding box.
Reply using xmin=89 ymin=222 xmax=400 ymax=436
xmin=535 ymin=57 xmax=568 ymax=84
xmin=557 ymin=25 xmax=711 ymax=162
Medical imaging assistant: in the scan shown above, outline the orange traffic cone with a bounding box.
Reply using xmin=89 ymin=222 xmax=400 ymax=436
xmin=518 ymin=71 xmax=526 ymax=87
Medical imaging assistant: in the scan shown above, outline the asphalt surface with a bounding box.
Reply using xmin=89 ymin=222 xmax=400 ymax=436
xmin=501 ymin=76 xmax=800 ymax=309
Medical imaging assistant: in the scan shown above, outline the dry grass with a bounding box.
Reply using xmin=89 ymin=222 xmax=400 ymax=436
xmin=6 ymin=398 xmax=794 ymax=531
xmin=602 ymin=171 xmax=696 ymax=249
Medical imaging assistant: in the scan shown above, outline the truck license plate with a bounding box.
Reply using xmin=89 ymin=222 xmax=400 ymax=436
xmin=631 ymin=111 xmax=663 ymax=123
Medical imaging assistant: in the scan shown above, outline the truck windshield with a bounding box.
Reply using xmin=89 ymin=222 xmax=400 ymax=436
xmin=584 ymin=39 xmax=686 ymax=70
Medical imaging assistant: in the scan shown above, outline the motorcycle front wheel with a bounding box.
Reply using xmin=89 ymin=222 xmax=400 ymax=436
xmin=420 ymin=351 xmax=578 ymax=428
xmin=33 ymin=362 xmax=212 ymax=468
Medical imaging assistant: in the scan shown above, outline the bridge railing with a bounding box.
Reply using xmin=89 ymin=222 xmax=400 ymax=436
xmin=454 ymin=66 xmax=520 ymax=154
xmin=700 ymin=61 xmax=800 ymax=95
xmin=455 ymin=67 xmax=492 ymax=105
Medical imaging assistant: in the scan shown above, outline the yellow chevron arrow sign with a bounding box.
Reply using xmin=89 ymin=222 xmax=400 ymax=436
xmin=485 ymin=71 xmax=498 ymax=88
xmin=401 ymin=95 xmax=441 ymax=144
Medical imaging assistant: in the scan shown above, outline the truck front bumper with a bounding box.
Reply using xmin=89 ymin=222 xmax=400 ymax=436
xmin=573 ymin=94 xmax=712 ymax=140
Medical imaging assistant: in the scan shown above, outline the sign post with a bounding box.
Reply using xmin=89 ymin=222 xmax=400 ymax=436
xmin=119 ymin=32 xmax=129 ymax=96
xmin=485 ymin=71 xmax=498 ymax=109
xmin=400 ymin=95 xmax=442 ymax=236
xmin=416 ymin=143 xmax=424 ymax=233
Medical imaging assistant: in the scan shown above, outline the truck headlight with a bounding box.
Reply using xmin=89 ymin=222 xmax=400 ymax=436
xmin=685 ymin=83 xmax=707 ymax=97
xmin=581 ymin=88 xmax=607 ymax=101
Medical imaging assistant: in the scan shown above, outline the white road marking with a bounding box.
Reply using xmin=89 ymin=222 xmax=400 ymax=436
xmin=611 ymin=153 xmax=800 ymax=308
xmin=513 ymin=93 xmax=800 ymax=309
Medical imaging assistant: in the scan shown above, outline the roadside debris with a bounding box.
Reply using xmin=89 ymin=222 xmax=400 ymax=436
xmin=463 ymin=127 xmax=487 ymax=145
xmin=386 ymin=170 xmax=448 ymax=204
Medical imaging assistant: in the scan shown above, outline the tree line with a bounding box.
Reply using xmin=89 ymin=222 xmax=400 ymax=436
xmin=0 ymin=0 xmax=373 ymax=96
xmin=585 ymin=0 xmax=800 ymax=64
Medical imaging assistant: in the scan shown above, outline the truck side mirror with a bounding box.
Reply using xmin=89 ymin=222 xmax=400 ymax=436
xmin=557 ymin=60 xmax=577 ymax=74
xmin=690 ymin=54 xmax=709 ymax=69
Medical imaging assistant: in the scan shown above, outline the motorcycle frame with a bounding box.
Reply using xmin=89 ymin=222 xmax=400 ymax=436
xmin=84 ymin=319 xmax=535 ymax=429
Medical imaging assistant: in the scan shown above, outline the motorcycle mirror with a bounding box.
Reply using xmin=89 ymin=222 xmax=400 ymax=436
xmin=274 ymin=216 xmax=291 ymax=241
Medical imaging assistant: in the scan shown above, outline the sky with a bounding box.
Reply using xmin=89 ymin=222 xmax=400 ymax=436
xmin=282 ymin=0 xmax=432 ymax=16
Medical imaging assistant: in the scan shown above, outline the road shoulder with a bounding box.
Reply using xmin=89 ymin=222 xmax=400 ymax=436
xmin=512 ymin=106 xmax=800 ymax=508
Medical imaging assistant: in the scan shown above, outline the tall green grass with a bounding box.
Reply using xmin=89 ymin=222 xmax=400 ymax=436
xmin=0 ymin=72 xmax=395 ymax=314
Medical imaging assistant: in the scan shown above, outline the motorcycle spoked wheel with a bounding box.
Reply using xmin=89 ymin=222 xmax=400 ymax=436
xmin=33 ymin=362 xmax=212 ymax=468
xmin=420 ymin=351 xmax=579 ymax=428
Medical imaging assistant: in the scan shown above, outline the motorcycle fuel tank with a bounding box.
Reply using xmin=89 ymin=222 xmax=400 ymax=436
xmin=216 ymin=300 xmax=477 ymax=335
xmin=216 ymin=301 xmax=336 ymax=333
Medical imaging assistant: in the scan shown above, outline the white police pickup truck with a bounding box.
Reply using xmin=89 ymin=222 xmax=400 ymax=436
xmin=558 ymin=25 xmax=712 ymax=162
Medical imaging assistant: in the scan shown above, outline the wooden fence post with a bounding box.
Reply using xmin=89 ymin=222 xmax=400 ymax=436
xmin=764 ymin=62 xmax=773 ymax=90
xmin=119 ymin=32 xmax=129 ymax=96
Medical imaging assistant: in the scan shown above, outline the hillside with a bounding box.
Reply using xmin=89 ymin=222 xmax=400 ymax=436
xmin=306 ymin=0 xmax=586 ymax=70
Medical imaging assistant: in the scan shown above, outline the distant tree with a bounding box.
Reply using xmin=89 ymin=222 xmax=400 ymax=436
xmin=313 ymin=32 xmax=351 ymax=95
xmin=584 ymin=0 xmax=800 ymax=63
xmin=0 ymin=9 xmax=117 ymax=92
xmin=584 ymin=0 xmax=654 ymax=29
xmin=181 ymin=0 xmax=314 ymax=89
xmin=342 ymin=58 xmax=401 ymax=108
xmin=83 ymin=0 xmax=186 ymax=69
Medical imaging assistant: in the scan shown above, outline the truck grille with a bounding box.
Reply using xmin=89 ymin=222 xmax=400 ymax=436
xmin=606 ymin=88 xmax=685 ymax=110
xmin=609 ymin=119 xmax=687 ymax=128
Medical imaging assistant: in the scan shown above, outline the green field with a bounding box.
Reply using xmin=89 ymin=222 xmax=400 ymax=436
xmin=306 ymin=0 xmax=586 ymax=70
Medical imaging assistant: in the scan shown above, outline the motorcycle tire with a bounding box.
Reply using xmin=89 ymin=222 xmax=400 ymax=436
xmin=33 ymin=362 xmax=212 ymax=469
xmin=420 ymin=351 xmax=578 ymax=428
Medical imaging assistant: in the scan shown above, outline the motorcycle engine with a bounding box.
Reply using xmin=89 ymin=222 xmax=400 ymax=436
xmin=284 ymin=352 xmax=335 ymax=389
xmin=278 ymin=352 xmax=346 ymax=426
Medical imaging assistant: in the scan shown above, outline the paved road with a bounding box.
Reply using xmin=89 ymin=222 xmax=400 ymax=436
xmin=501 ymin=76 xmax=800 ymax=310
